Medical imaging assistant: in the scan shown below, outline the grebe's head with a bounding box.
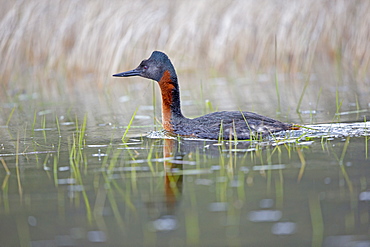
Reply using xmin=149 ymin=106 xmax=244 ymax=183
xmin=113 ymin=51 xmax=176 ymax=82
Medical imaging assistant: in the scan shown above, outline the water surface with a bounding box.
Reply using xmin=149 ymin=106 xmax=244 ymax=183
xmin=1 ymin=100 xmax=369 ymax=246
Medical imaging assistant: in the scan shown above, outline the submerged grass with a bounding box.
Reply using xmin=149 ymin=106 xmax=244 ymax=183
xmin=1 ymin=107 xmax=369 ymax=245
xmin=67 ymin=114 xmax=92 ymax=224
xmin=296 ymin=75 xmax=311 ymax=114
xmin=334 ymin=89 xmax=344 ymax=122
xmin=0 ymin=158 xmax=10 ymax=175
xmin=296 ymin=148 xmax=306 ymax=183
xmin=15 ymin=132 xmax=22 ymax=201
xmin=122 ymin=108 xmax=138 ymax=142
xmin=5 ymin=107 xmax=15 ymax=126
xmin=309 ymin=193 xmax=324 ymax=247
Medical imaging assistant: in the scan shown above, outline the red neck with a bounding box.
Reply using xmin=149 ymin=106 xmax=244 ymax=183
xmin=157 ymin=70 xmax=183 ymax=131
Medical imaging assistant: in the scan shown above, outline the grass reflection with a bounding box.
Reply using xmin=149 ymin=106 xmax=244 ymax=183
xmin=0 ymin=107 xmax=370 ymax=246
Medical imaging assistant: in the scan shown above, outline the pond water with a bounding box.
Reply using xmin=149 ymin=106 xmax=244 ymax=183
xmin=1 ymin=76 xmax=370 ymax=247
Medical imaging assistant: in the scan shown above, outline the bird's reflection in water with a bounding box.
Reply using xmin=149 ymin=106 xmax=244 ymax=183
xmin=146 ymin=138 xmax=183 ymax=232
xmin=144 ymin=138 xmax=253 ymax=232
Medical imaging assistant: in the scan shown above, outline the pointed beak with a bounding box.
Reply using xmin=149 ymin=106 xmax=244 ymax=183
xmin=112 ymin=68 xmax=141 ymax=77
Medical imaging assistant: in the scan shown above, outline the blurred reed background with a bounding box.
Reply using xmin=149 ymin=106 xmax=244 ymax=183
xmin=0 ymin=0 xmax=369 ymax=124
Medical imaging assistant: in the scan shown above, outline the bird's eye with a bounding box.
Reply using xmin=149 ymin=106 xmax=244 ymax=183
xmin=143 ymin=65 xmax=148 ymax=70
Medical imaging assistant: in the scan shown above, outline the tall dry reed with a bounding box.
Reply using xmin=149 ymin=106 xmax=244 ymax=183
xmin=0 ymin=0 xmax=369 ymax=91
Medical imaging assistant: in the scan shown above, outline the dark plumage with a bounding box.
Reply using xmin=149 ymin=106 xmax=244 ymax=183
xmin=113 ymin=51 xmax=298 ymax=140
